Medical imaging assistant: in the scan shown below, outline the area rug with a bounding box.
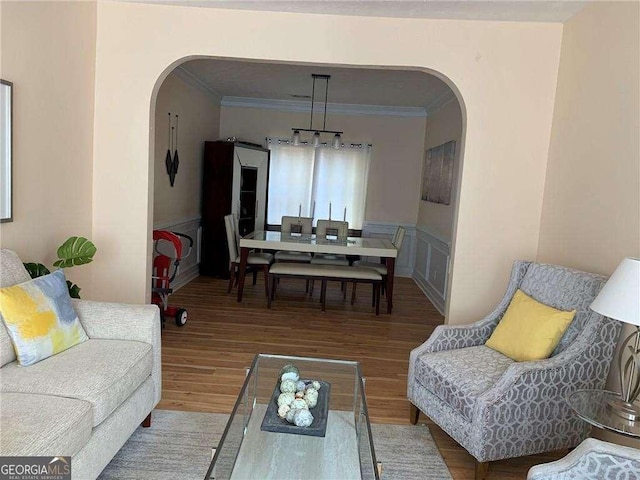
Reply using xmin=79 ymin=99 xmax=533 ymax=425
xmin=99 ymin=410 xmax=452 ymax=480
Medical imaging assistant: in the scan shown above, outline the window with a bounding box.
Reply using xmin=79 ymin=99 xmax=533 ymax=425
xmin=267 ymin=140 xmax=371 ymax=229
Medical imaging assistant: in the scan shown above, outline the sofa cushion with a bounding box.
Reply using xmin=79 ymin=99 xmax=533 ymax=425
xmin=0 ymin=392 xmax=92 ymax=457
xmin=0 ymin=339 xmax=152 ymax=426
xmin=0 ymin=249 xmax=31 ymax=367
xmin=414 ymin=345 xmax=514 ymax=421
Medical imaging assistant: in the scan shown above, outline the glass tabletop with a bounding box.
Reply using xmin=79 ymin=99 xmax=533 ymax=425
xmin=205 ymin=354 xmax=379 ymax=480
xmin=567 ymin=389 xmax=640 ymax=438
xmin=244 ymin=230 xmax=392 ymax=250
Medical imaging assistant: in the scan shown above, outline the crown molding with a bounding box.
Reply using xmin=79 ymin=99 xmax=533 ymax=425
xmin=425 ymin=90 xmax=457 ymax=115
xmin=173 ymin=66 xmax=222 ymax=101
xmin=220 ymin=96 xmax=427 ymax=118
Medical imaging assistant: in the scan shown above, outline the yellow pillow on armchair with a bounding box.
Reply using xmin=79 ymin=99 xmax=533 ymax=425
xmin=486 ymin=289 xmax=576 ymax=362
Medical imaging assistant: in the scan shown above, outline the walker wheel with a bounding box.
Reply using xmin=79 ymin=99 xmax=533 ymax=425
xmin=175 ymin=308 xmax=187 ymax=327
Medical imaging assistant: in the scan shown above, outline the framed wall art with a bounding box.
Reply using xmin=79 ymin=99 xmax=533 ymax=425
xmin=421 ymin=140 xmax=456 ymax=206
xmin=1 ymin=80 xmax=12 ymax=222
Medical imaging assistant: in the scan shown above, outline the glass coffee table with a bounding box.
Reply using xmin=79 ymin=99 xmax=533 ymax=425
xmin=204 ymin=354 xmax=380 ymax=480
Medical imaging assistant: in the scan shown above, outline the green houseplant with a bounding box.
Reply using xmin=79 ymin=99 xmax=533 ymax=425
xmin=23 ymin=236 xmax=97 ymax=298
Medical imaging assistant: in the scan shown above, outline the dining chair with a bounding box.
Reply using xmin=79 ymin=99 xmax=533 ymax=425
xmin=311 ymin=220 xmax=350 ymax=266
xmin=309 ymin=220 xmax=350 ymax=297
xmin=351 ymin=226 xmax=405 ymax=303
xmin=274 ymin=216 xmax=313 ymax=263
xmin=224 ymin=214 xmax=273 ymax=296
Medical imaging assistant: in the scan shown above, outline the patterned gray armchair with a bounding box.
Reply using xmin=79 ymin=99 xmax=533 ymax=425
xmin=407 ymin=261 xmax=622 ymax=478
xmin=527 ymin=438 xmax=640 ymax=479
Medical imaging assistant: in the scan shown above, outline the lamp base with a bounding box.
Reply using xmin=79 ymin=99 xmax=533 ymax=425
xmin=607 ymin=397 xmax=640 ymax=422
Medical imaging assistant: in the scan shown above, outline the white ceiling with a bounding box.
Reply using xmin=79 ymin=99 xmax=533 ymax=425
xmin=180 ymin=59 xmax=453 ymax=110
xmin=127 ymin=0 xmax=587 ymax=23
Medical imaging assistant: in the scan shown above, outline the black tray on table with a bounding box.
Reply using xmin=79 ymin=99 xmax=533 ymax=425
xmin=260 ymin=380 xmax=331 ymax=437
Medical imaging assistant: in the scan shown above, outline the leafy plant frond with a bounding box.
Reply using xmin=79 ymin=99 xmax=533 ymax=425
xmin=66 ymin=280 xmax=81 ymax=299
xmin=23 ymin=263 xmax=51 ymax=279
xmin=53 ymin=237 xmax=97 ymax=268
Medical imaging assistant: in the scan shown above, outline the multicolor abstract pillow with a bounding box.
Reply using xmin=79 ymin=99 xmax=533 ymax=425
xmin=0 ymin=270 xmax=88 ymax=366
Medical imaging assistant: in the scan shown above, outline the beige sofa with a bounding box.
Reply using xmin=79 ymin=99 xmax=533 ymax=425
xmin=0 ymin=249 xmax=161 ymax=479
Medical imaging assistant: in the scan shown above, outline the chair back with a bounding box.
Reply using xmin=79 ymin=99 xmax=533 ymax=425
xmin=517 ymin=262 xmax=608 ymax=355
xmin=281 ymin=216 xmax=313 ymax=234
xmin=224 ymin=214 xmax=238 ymax=263
xmin=316 ymin=220 xmax=348 ymax=238
xmin=393 ymin=226 xmax=406 ymax=250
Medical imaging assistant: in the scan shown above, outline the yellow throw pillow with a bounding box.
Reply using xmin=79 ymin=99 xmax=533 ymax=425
xmin=0 ymin=270 xmax=88 ymax=366
xmin=485 ymin=289 xmax=576 ymax=362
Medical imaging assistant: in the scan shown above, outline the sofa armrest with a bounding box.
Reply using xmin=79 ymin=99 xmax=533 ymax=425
xmin=72 ymin=299 xmax=162 ymax=406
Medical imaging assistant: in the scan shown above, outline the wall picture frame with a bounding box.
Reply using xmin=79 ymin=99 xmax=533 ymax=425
xmin=1 ymin=79 xmax=13 ymax=223
xmin=421 ymin=140 xmax=456 ymax=206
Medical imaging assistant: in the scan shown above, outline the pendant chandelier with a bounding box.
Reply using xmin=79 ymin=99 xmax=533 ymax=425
xmin=291 ymin=74 xmax=343 ymax=149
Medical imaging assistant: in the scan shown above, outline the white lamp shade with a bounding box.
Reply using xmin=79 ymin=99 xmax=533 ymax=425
xmin=590 ymin=257 xmax=640 ymax=326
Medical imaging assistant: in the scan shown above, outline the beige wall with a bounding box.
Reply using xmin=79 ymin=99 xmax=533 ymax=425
xmin=417 ymin=99 xmax=463 ymax=241
xmin=154 ymin=72 xmax=220 ymax=226
xmin=91 ymin=2 xmax=562 ymax=310
xmin=0 ymin=1 xmax=96 ymax=297
xmin=536 ymin=1 xmax=640 ymax=448
xmin=538 ymin=1 xmax=640 ymax=274
xmin=219 ymin=105 xmax=427 ymax=225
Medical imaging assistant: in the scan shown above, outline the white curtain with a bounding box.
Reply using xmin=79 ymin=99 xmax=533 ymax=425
xmin=267 ymin=140 xmax=371 ymax=229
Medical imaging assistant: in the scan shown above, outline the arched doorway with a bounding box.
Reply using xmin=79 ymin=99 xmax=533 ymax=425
xmin=148 ymin=57 xmax=466 ymax=315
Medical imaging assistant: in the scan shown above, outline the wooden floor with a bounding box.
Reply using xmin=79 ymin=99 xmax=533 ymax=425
xmin=160 ymin=275 xmax=564 ymax=479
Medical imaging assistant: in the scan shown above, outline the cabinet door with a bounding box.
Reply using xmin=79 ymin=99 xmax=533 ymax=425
xmin=232 ymin=146 xmax=269 ymax=233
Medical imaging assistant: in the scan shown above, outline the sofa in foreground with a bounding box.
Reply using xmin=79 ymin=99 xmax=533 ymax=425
xmin=0 ymin=248 xmax=161 ymax=479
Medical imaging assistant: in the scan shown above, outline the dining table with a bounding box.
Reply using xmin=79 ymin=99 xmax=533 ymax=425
xmin=237 ymin=231 xmax=399 ymax=313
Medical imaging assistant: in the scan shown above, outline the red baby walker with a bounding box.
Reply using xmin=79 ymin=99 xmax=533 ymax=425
xmin=151 ymin=230 xmax=193 ymax=327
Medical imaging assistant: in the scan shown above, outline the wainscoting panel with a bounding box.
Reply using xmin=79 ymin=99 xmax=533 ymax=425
xmin=153 ymin=217 xmax=201 ymax=291
xmin=412 ymin=227 xmax=451 ymax=315
xmin=361 ymin=222 xmax=416 ymax=277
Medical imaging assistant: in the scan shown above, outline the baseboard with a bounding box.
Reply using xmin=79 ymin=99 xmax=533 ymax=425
xmin=413 ymin=271 xmax=445 ymax=315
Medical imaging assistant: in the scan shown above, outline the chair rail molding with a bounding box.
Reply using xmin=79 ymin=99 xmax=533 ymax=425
xmin=412 ymin=226 xmax=451 ymax=315
xmin=153 ymin=216 xmax=201 ymax=291
xmin=361 ymin=222 xmax=416 ymax=278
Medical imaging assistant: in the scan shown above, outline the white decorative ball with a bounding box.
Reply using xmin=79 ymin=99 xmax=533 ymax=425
xmin=278 ymin=404 xmax=291 ymax=419
xmin=311 ymin=380 xmax=321 ymax=391
xmin=280 ymin=379 xmax=297 ymax=393
xmin=294 ymin=409 xmax=314 ymax=427
xmin=281 ymin=371 xmax=300 ymax=383
xmin=296 ymin=380 xmax=306 ymax=392
xmin=290 ymin=398 xmax=309 ymax=410
xmin=285 ymin=408 xmax=298 ymax=423
xmin=304 ymin=388 xmax=319 ymax=408
xmin=277 ymin=392 xmax=295 ymax=407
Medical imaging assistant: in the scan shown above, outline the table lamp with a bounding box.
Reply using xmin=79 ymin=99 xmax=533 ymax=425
xmin=590 ymin=257 xmax=640 ymax=421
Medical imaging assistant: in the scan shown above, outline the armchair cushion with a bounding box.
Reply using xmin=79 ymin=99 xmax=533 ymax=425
xmin=485 ymin=289 xmax=575 ymax=361
xmin=414 ymin=345 xmax=514 ymax=421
